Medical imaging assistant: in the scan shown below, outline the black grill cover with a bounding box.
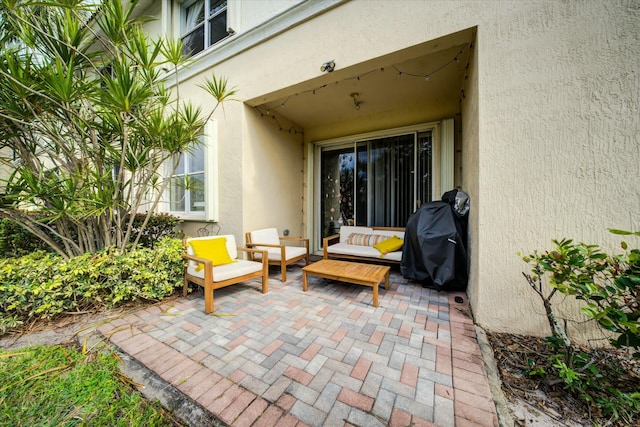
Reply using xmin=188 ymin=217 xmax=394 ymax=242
xmin=401 ymin=190 xmax=469 ymax=291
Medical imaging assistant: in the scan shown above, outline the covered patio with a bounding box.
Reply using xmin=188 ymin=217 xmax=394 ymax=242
xmin=97 ymin=260 xmax=500 ymax=426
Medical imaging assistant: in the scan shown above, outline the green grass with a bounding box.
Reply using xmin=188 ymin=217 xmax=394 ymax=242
xmin=0 ymin=344 xmax=177 ymax=426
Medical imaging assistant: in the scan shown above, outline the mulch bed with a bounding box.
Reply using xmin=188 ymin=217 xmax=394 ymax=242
xmin=487 ymin=332 xmax=640 ymax=427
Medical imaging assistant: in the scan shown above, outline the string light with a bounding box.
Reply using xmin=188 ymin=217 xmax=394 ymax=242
xmin=256 ymin=42 xmax=471 ymax=128
xmin=254 ymin=106 xmax=304 ymax=135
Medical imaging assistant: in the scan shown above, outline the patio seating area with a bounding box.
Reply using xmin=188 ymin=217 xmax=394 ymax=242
xmin=98 ymin=258 xmax=499 ymax=427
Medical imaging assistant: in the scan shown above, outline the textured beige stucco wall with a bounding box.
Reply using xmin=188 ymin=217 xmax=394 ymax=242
xmin=236 ymin=0 xmax=639 ymax=341
xmin=168 ymin=81 xmax=249 ymax=240
xmin=139 ymin=0 xmax=639 ymax=341
xmin=231 ymin=0 xmax=303 ymax=32
xmin=470 ymin=1 xmax=640 ymax=340
xmin=242 ymin=107 xmax=305 ymax=238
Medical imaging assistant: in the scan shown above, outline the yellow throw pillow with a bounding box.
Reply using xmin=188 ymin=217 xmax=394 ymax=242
xmin=373 ymin=235 xmax=404 ymax=256
xmin=189 ymin=238 xmax=234 ymax=271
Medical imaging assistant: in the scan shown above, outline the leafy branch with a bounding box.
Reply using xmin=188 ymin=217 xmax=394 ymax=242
xmin=0 ymin=0 xmax=236 ymax=258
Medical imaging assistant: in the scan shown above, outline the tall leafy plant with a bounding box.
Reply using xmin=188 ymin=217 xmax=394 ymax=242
xmin=520 ymin=230 xmax=640 ymax=423
xmin=521 ymin=230 xmax=640 ymax=356
xmin=0 ymin=0 xmax=235 ymax=258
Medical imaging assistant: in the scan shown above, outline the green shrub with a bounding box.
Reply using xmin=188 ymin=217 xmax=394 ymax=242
xmin=0 ymin=217 xmax=51 ymax=256
xmin=128 ymin=212 xmax=183 ymax=248
xmin=0 ymin=238 xmax=183 ymax=334
xmin=522 ymin=231 xmax=640 ymax=355
xmin=521 ymin=229 xmax=640 ymax=424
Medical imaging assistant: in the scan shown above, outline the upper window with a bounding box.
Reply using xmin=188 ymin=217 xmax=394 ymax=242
xmin=169 ymin=142 xmax=205 ymax=215
xmin=181 ymin=0 xmax=229 ymax=58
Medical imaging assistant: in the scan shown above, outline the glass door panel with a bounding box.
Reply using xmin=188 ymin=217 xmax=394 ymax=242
xmin=320 ymin=146 xmax=354 ymax=238
xmin=319 ymin=129 xmax=433 ymax=238
xmin=417 ymin=131 xmax=433 ymax=207
xmin=366 ymin=134 xmax=415 ymax=227
xmin=355 ymin=142 xmax=368 ymax=226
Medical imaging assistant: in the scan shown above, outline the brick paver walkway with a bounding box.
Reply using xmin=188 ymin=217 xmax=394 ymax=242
xmin=98 ymin=261 xmax=498 ymax=427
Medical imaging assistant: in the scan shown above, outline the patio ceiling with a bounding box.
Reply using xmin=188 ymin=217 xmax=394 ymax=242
xmin=247 ymin=28 xmax=476 ymax=132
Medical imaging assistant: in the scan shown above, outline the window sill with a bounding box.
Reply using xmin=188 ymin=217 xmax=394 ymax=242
xmin=171 ymin=213 xmax=207 ymax=222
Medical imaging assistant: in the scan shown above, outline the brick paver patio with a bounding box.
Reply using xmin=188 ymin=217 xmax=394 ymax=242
xmin=98 ymin=259 xmax=499 ymax=426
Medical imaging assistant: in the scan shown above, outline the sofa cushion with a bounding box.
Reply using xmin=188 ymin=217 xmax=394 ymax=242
xmin=372 ymin=229 xmax=405 ymax=240
xmin=326 ymin=242 xmax=403 ymax=262
xmin=347 ymin=233 xmax=389 ymax=246
xmin=382 ymin=250 xmax=403 ymax=262
xmin=189 ymin=237 xmax=234 ymax=270
xmin=373 ymin=235 xmax=404 ymax=255
xmin=339 ymin=226 xmax=373 ymax=243
xmin=327 ymin=242 xmax=380 ymax=258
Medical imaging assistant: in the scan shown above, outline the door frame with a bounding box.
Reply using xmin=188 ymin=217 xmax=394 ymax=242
xmin=311 ymin=121 xmax=444 ymax=253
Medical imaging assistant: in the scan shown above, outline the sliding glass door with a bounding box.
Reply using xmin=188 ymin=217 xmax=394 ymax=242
xmin=319 ymin=129 xmax=433 ymax=238
xmin=320 ymin=145 xmax=355 ymax=237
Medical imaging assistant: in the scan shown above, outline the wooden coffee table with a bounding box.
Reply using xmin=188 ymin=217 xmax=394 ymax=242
xmin=302 ymin=259 xmax=390 ymax=307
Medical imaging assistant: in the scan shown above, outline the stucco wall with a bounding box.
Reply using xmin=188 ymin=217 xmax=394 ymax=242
xmin=139 ymin=0 xmax=638 ymax=341
xmin=231 ymin=0 xmax=303 ymax=33
xmin=241 ymin=0 xmax=639 ymax=341
xmin=471 ymin=1 xmax=640 ymax=340
xmin=459 ymin=27 xmax=480 ymax=327
xmin=155 ymin=69 xmax=305 ymax=244
xmin=242 ymin=107 xmax=305 ymax=238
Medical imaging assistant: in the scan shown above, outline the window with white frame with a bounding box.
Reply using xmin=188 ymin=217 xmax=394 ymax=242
xmin=166 ymin=120 xmax=219 ymax=221
xmin=181 ymin=0 xmax=229 ymax=58
xmin=169 ymin=142 xmax=205 ymax=214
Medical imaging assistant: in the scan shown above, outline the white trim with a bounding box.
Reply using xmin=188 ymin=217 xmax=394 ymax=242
xmin=313 ymin=121 xmax=440 ymax=147
xmin=204 ymin=120 xmax=219 ymax=222
xmin=161 ymin=0 xmax=171 ymax=36
xmin=440 ymin=118 xmax=455 ymax=193
xmin=226 ymin=0 xmax=239 ymax=34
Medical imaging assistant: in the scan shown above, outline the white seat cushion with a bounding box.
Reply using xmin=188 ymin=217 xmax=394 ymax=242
xmin=249 ymin=228 xmax=280 ymax=246
xmin=253 ymin=246 xmax=307 ymax=261
xmin=186 ymin=259 xmax=263 ymax=282
xmin=327 ymin=242 xmax=403 ymax=261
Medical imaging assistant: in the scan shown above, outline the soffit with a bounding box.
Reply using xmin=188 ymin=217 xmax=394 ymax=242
xmin=247 ymin=28 xmax=475 ymax=131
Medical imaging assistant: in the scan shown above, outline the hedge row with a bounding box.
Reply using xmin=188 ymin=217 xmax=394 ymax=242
xmin=0 ymin=238 xmax=184 ymax=334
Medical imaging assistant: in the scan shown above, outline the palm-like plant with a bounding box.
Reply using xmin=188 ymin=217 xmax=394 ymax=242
xmin=0 ymin=0 xmax=235 ymax=258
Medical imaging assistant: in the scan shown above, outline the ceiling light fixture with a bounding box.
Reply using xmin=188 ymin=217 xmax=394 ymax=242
xmin=350 ymin=92 xmax=361 ymax=110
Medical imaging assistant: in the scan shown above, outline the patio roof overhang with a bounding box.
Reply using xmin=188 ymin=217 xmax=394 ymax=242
xmin=246 ymin=27 xmax=476 ymax=133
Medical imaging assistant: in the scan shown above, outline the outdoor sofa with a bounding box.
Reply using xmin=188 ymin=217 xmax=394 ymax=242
xmin=322 ymin=225 xmax=405 ymax=264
